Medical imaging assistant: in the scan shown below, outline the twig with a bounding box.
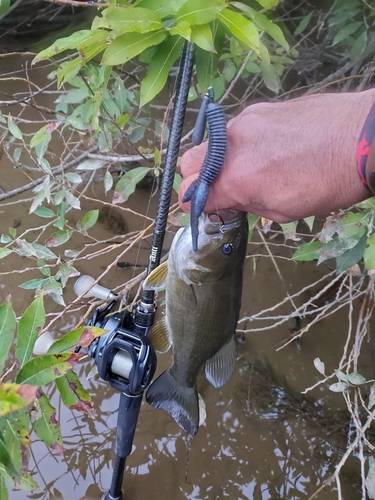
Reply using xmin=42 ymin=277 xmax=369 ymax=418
xmin=0 ymin=145 xmax=99 ymax=202
xmin=44 ymin=0 xmax=109 ymax=7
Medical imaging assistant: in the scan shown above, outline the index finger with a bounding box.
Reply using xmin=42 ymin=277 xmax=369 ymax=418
xmin=180 ymin=141 xmax=208 ymax=178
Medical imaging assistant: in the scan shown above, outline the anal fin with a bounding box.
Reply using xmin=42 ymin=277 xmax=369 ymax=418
xmin=149 ymin=316 xmax=171 ymax=353
xmin=205 ymin=336 xmax=236 ymax=388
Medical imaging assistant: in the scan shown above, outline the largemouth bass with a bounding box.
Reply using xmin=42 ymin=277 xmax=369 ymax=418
xmin=143 ymin=209 xmax=249 ymax=436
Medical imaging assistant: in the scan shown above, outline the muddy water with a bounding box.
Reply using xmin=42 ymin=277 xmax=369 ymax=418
xmin=1 ymin=55 xmax=372 ymax=500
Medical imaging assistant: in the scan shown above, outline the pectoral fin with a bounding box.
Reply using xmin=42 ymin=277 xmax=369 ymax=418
xmin=143 ymin=261 xmax=168 ymax=291
xmin=205 ymin=336 xmax=236 ymax=388
xmin=149 ymin=316 xmax=171 ymax=353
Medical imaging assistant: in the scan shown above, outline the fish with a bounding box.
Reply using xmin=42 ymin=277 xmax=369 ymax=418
xmin=143 ymin=209 xmax=249 ymax=436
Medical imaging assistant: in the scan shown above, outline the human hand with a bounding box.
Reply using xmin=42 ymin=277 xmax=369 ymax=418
xmin=179 ymin=91 xmax=375 ymax=223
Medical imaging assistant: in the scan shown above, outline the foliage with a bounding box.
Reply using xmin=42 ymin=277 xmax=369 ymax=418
xmin=33 ymin=0 xmax=287 ymax=106
xmin=0 ymin=295 xmax=106 ymax=497
xmin=293 ymin=201 xmax=375 ymax=273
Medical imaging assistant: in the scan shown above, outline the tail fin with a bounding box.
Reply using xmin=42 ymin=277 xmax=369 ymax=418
xmin=146 ymin=370 xmax=199 ymax=436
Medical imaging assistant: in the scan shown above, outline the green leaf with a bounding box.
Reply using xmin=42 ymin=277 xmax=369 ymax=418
xmin=78 ymin=210 xmax=99 ymax=231
xmin=114 ymin=166 xmax=150 ymax=202
xmin=336 ymin=233 xmax=367 ymax=273
xmin=195 ymin=22 xmax=224 ymax=93
xmin=104 ymin=171 xmax=113 ymax=194
xmin=293 ymin=240 xmax=321 ymax=261
xmin=38 ymin=260 xmax=51 ymax=277
xmin=170 ymin=20 xmax=191 ymax=39
xmin=190 ymin=24 xmax=215 ymax=52
xmin=7 ymin=115 xmax=22 ymax=140
xmin=33 ymin=30 xmax=93 ymax=63
xmin=102 ymin=30 xmax=167 ymax=66
xmin=18 ymin=473 xmax=39 ymax=492
xmin=259 ymin=61 xmax=280 ymax=93
xmin=217 ymin=8 xmax=259 ymax=53
xmin=366 ymin=457 xmax=375 ymax=500
xmin=65 ymin=173 xmax=83 ymax=185
xmin=313 ymin=357 xmax=325 ymax=375
xmin=0 ymin=384 xmax=37 ymax=417
xmin=318 ymin=237 xmax=360 ymax=265
xmin=140 ymin=36 xmax=184 ymax=106
xmin=303 ymin=216 xmax=315 ymax=232
xmin=328 ymin=9 xmax=361 ymax=27
xmin=173 ymin=173 xmax=183 ymax=193
xmin=1 ymin=418 xmax=25 ymax=475
xmin=280 ymin=221 xmax=300 ymax=242
xmin=96 ymin=6 xmax=163 ymax=33
xmin=254 ymin=0 xmax=278 ymax=8
xmin=32 ymin=391 xmax=63 ymax=454
xmin=19 ymin=278 xmax=49 ymax=290
xmin=32 ymin=243 xmax=57 ymax=261
xmin=231 ymin=3 xmax=288 ymax=51
xmin=294 ymin=12 xmax=313 ymax=36
xmin=45 ymin=230 xmax=73 ymax=248
xmin=0 ymin=433 xmax=18 ymax=479
xmin=76 ymin=159 xmax=106 ymax=171
xmin=177 ymin=0 xmax=225 ymax=25
xmin=0 ymin=0 xmax=10 ymax=17
xmin=55 ymin=371 xmax=94 ymax=417
xmin=351 ymin=30 xmax=367 ymax=60
xmin=347 ymin=372 xmax=367 ymax=386
xmin=16 ymin=294 xmax=45 ymax=368
xmin=335 ymin=369 xmax=349 ymax=382
xmin=0 ymin=298 xmax=16 ymax=374
xmin=57 ymin=58 xmax=84 ymax=87
xmin=329 ymin=381 xmax=348 ymax=392
xmin=55 ymin=263 xmax=79 ymax=287
xmin=15 ymin=239 xmax=37 ymax=257
xmin=0 ymin=248 xmax=12 ymax=260
xmin=321 ymin=211 xmax=368 ymax=242
xmin=16 ymin=352 xmax=82 ymax=386
xmin=333 ymin=22 xmax=362 ymax=46
xmin=33 ymin=206 xmax=55 ymax=218
xmin=0 ymin=474 xmax=7 ymax=500
xmin=136 ymin=0 xmax=187 ymax=17
xmin=247 ymin=214 xmax=259 ymax=241
xmin=30 ymin=126 xmax=49 ymax=148
xmin=47 ymin=326 xmax=108 ymax=354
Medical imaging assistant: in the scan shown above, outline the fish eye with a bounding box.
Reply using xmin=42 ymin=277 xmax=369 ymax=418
xmin=222 ymin=243 xmax=233 ymax=255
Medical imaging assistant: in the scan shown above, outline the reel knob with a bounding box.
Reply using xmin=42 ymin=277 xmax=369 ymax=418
xmin=74 ymin=275 xmax=117 ymax=300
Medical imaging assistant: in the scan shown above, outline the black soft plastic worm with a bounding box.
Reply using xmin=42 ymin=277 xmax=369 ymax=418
xmin=182 ymin=102 xmax=227 ymax=251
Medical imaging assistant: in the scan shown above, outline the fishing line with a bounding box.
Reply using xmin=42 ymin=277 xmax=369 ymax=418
xmin=129 ymin=59 xmax=184 ymax=285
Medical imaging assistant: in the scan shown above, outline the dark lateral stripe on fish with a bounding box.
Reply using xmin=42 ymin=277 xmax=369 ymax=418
xmin=146 ymin=370 xmax=199 ymax=436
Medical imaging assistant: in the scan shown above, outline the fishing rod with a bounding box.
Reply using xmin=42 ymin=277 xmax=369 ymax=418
xmin=72 ymin=41 xmax=195 ymax=500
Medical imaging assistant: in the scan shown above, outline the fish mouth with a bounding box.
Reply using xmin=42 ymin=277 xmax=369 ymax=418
xmin=202 ymin=209 xmax=247 ymax=234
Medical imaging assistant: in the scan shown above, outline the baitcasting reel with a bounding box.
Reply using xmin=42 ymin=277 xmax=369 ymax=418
xmin=74 ymin=275 xmax=157 ymax=396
